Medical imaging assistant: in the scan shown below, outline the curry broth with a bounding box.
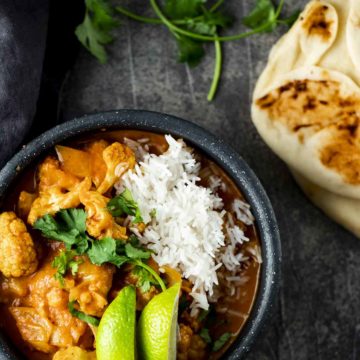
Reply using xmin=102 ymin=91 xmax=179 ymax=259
xmin=0 ymin=131 xmax=261 ymax=359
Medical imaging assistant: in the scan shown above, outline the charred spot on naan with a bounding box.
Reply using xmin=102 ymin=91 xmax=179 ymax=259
xmin=320 ymin=131 xmax=360 ymax=185
xmin=256 ymin=79 xmax=360 ymax=184
xmin=301 ymin=3 xmax=334 ymax=41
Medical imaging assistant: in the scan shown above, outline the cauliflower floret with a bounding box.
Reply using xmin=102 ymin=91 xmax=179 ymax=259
xmin=69 ymin=258 xmax=115 ymax=317
xmin=0 ymin=212 xmax=38 ymax=277
xmin=85 ymin=140 xmax=109 ymax=188
xmin=97 ymin=142 xmax=135 ymax=194
xmin=79 ymin=190 xmax=126 ymax=239
xmin=38 ymin=157 xmax=80 ymax=192
xmin=28 ymin=177 xmax=91 ymax=225
xmin=27 ymin=157 xmax=92 ymax=225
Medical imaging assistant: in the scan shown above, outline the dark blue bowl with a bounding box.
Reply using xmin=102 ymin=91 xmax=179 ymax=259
xmin=0 ymin=110 xmax=281 ymax=360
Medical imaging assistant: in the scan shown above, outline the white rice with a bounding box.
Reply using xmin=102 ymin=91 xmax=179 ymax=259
xmin=116 ymin=135 xmax=254 ymax=312
xmin=232 ymin=198 xmax=255 ymax=225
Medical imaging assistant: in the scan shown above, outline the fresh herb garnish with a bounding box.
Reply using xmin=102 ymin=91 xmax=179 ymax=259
xmin=75 ymin=0 xmax=119 ymax=63
xmin=128 ymin=234 xmax=140 ymax=246
xmin=52 ymin=250 xmax=83 ymax=286
xmin=107 ymin=188 xmax=143 ymax=224
xmin=243 ymin=0 xmax=299 ymax=30
xmin=74 ymin=0 xmax=299 ymax=101
xmin=68 ymin=301 xmax=100 ymax=326
xmin=132 ymin=266 xmax=158 ymax=293
xmin=34 ymin=209 xmax=90 ymax=254
xmin=87 ymin=236 xmax=129 ymax=267
xmin=242 ymin=0 xmax=277 ymax=32
xmin=199 ymin=328 xmax=212 ymax=344
xmin=212 ymin=332 xmax=232 ymax=352
xmin=34 ymin=209 xmax=166 ymax=293
xmin=125 ymin=243 xmax=151 ymax=260
xmin=87 ymin=237 xmax=151 ymax=266
xmin=164 ymin=0 xmax=204 ymax=19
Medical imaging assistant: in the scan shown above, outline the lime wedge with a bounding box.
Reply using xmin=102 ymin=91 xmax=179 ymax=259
xmin=96 ymin=285 xmax=136 ymax=360
xmin=137 ymin=283 xmax=181 ymax=360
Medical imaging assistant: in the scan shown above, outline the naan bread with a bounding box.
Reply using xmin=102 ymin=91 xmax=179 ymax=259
xmin=347 ymin=0 xmax=360 ymax=72
xmin=254 ymin=0 xmax=339 ymax=97
xmin=252 ymin=0 xmax=360 ymax=235
xmin=252 ymin=0 xmax=360 ymax=199
xmin=253 ymin=66 xmax=360 ymax=199
xmin=291 ymin=169 xmax=360 ymax=237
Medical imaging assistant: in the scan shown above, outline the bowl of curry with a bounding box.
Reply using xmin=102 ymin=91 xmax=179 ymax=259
xmin=0 ymin=110 xmax=280 ymax=360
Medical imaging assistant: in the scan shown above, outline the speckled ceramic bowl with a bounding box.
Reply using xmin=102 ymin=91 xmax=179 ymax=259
xmin=0 ymin=110 xmax=281 ymax=360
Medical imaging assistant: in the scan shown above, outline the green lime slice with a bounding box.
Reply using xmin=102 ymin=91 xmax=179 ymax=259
xmin=96 ymin=285 xmax=136 ymax=360
xmin=137 ymin=283 xmax=181 ymax=360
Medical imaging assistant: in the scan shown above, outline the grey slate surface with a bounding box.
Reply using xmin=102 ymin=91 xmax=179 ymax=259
xmin=60 ymin=1 xmax=360 ymax=359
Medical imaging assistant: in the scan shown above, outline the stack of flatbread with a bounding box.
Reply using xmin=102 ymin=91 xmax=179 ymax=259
xmin=251 ymin=0 xmax=360 ymax=236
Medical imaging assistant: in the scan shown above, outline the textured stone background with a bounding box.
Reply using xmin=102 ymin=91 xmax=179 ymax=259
xmin=60 ymin=1 xmax=360 ymax=359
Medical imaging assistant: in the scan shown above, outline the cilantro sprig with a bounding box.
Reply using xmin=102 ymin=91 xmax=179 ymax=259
xmin=75 ymin=0 xmax=299 ymax=101
xmin=75 ymin=0 xmax=119 ymax=63
xmin=34 ymin=207 xmax=166 ymax=292
xmin=212 ymin=332 xmax=232 ymax=352
xmin=198 ymin=328 xmax=232 ymax=352
xmin=107 ymin=188 xmax=143 ymax=224
xmin=68 ymin=301 xmax=100 ymax=326
xmin=33 ymin=208 xmax=90 ymax=254
xmin=52 ymin=250 xmax=83 ymax=286
xmin=132 ymin=266 xmax=158 ymax=293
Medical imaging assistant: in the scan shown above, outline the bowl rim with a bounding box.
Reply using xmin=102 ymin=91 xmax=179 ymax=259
xmin=0 ymin=109 xmax=281 ymax=359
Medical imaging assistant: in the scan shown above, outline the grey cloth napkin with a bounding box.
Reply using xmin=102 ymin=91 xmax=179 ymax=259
xmin=0 ymin=0 xmax=49 ymax=168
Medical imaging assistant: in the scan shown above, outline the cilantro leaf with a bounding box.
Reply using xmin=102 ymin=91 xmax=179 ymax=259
xmin=54 ymin=273 xmax=65 ymax=287
xmin=176 ymin=35 xmax=205 ymax=67
xmin=128 ymin=234 xmax=140 ymax=247
xmin=68 ymin=258 xmax=82 ymax=275
xmin=125 ymin=243 xmax=151 ymax=260
xmin=58 ymin=208 xmax=87 ymax=233
xmin=212 ymin=332 xmax=232 ymax=352
xmin=199 ymin=328 xmax=212 ymax=344
xmin=52 ymin=250 xmax=83 ymax=286
xmin=87 ymin=237 xmax=128 ymax=267
xmin=87 ymin=237 xmax=151 ymax=267
xmin=165 ymin=0 xmax=205 ymax=19
xmin=68 ymin=301 xmax=100 ymax=326
xmin=132 ymin=266 xmax=157 ymax=293
xmin=34 ymin=209 xmax=90 ymax=254
xmin=107 ymin=189 xmax=143 ymax=223
xmin=87 ymin=0 xmax=118 ymax=30
xmin=185 ymin=12 xmax=233 ymax=36
xmin=242 ymin=0 xmax=277 ymax=32
xmin=75 ymin=0 xmax=118 ymax=63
